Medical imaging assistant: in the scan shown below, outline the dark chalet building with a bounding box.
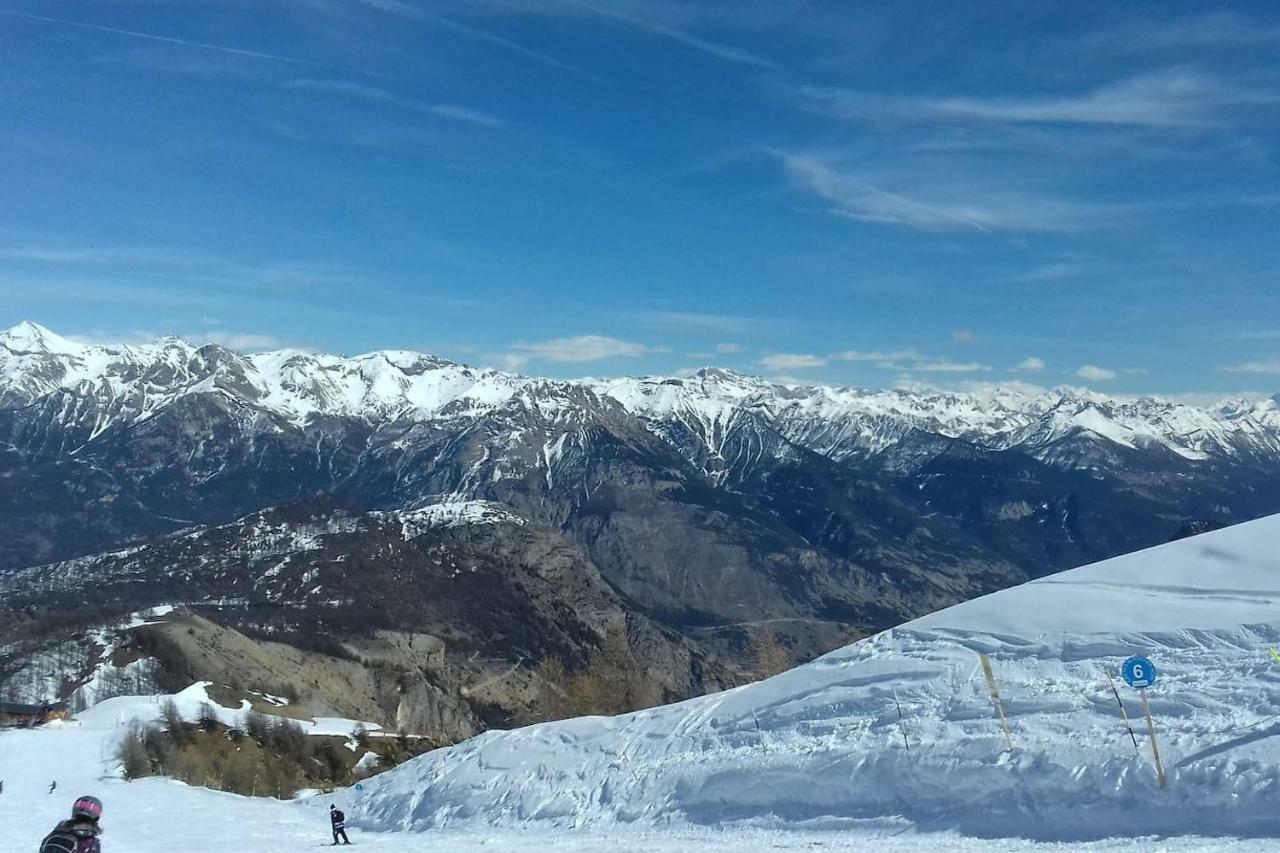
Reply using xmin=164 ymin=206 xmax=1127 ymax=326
xmin=0 ymin=701 xmax=70 ymax=728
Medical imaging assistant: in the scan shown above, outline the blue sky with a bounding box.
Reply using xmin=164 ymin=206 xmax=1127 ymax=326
xmin=0 ymin=0 xmax=1278 ymax=394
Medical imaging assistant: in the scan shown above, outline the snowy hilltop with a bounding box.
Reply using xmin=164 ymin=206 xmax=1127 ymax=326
xmin=343 ymin=513 xmax=1280 ymax=842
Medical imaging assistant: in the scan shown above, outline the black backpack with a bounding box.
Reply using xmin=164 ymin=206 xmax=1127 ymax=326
xmin=38 ymin=828 xmax=81 ymax=853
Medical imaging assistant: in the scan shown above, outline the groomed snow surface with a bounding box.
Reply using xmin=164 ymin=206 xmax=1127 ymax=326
xmin=6 ymin=517 xmax=1280 ymax=851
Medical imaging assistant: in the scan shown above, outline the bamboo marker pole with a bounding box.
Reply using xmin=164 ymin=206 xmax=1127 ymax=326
xmin=1139 ymin=688 xmax=1167 ymax=789
xmin=1105 ymin=671 xmax=1140 ymax=751
xmin=979 ymin=654 xmax=1014 ymax=752
xmin=893 ymin=688 xmax=911 ymax=753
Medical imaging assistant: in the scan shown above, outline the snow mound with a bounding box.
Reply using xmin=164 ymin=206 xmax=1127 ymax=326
xmin=375 ymin=501 xmax=526 ymax=538
xmin=347 ymin=514 xmax=1280 ymax=841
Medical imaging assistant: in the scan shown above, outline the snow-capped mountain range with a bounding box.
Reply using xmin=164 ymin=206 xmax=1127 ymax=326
xmin=3 ymin=320 xmax=1280 ymax=667
xmin=4 ymin=321 xmax=1278 ymax=465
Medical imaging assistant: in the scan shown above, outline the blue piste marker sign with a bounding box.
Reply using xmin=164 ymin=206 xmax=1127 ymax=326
xmin=1122 ymin=655 xmax=1157 ymax=689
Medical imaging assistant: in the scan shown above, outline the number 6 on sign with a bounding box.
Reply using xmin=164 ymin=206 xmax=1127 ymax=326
xmin=1122 ymin=656 xmax=1157 ymax=689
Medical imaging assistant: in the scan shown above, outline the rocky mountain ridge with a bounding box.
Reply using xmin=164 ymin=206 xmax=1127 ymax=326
xmin=3 ymin=321 xmax=1279 ymax=680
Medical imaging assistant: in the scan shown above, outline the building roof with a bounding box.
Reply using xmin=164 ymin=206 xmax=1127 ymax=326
xmin=0 ymin=701 xmax=68 ymax=715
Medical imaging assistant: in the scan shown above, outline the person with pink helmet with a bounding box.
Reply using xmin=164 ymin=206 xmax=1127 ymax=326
xmin=39 ymin=796 xmax=103 ymax=853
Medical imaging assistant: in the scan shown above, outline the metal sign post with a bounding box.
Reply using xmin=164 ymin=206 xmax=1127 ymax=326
xmin=893 ymin=688 xmax=911 ymax=753
xmin=1105 ymin=671 xmax=1140 ymax=751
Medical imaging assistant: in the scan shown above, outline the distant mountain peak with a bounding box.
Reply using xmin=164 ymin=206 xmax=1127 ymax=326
xmin=0 ymin=321 xmax=84 ymax=355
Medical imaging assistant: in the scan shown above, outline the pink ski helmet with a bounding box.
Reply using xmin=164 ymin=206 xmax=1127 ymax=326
xmin=72 ymin=796 xmax=103 ymax=821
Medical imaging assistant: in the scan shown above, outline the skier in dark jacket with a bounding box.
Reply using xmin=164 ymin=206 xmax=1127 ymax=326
xmin=330 ymin=804 xmax=350 ymax=845
xmin=40 ymin=795 xmax=103 ymax=853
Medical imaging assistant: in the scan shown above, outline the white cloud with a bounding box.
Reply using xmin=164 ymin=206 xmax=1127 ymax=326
xmin=65 ymin=328 xmax=296 ymax=352
xmin=1220 ymin=359 xmax=1280 ymax=375
xmin=926 ymin=70 xmax=1239 ymax=127
xmin=828 ymin=348 xmax=924 ymax=363
xmin=484 ymin=352 xmax=530 ymax=372
xmin=898 ymin=360 xmax=991 ymax=373
xmin=767 ymin=375 xmax=818 ymax=386
xmin=1013 ymin=356 xmax=1046 ymax=372
xmin=828 ymin=348 xmax=988 ymax=373
xmin=715 ymin=342 xmax=745 ymax=354
xmin=511 ymin=334 xmax=662 ymax=363
xmin=758 ymin=353 xmax=828 ymax=370
xmin=780 ymin=152 xmax=1096 ymax=233
xmin=951 ymin=329 xmax=977 ymax=345
xmin=1076 ymin=364 xmax=1118 ymax=381
xmin=636 ymin=311 xmax=757 ymax=334
xmin=891 ymin=377 xmax=1049 ymax=396
xmin=196 ymin=331 xmax=290 ymax=352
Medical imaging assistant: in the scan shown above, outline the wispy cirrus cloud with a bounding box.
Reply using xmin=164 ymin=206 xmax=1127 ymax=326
xmin=780 ymin=152 xmax=1098 ymax=233
xmin=1083 ymin=12 xmax=1280 ymax=53
xmin=285 ymin=78 xmax=503 ymax=127
xmin=792 ymin=69 xmax=1265 ymax=129
xmin=0 ymin=8 xmax=372 ymax=76
xmin=452 ymin=0 xmax=776 ymax=68
xmin=347 ymin=0 xmax=606 ymax=83
xmin=546 ymin=0 xmax=777 ymax=69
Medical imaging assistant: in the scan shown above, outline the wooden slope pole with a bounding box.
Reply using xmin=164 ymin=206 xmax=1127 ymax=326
xmin=979 ymin=654 xmax=1014 ymax=752
xmin=1140 ymin=688 xmax=1167 ymax=789
xmin=1105 ymin=671 xmax=1140 ymax=751
xmin=893 ymin=688 xmax=911 ymax=753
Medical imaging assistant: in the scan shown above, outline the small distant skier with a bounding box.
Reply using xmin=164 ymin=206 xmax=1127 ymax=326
xmin=330 ymin=804 xmax=350 ymax=846
xmin=48 ymin=780 xmax=57 ymax=794
xmin=39 ymin=795 xmax=103 ymax=853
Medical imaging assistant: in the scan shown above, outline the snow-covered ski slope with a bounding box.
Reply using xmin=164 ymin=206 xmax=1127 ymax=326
xmin=9 ymin=694 xmax=1242 ymax=852
xmin=349 ymin=513 xmax=1280 ymax=842
xmin=6 ymin=519 xmax=1280 ymax=851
